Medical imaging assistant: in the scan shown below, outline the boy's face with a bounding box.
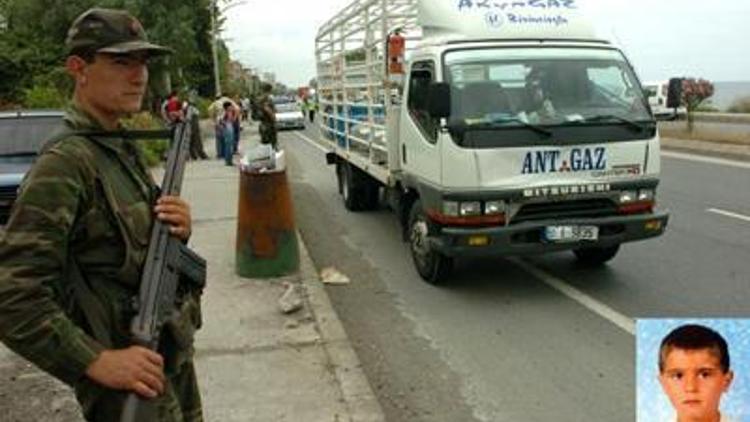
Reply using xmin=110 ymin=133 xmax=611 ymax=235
xmin=659 ymin=348 xmax=733 ymax=421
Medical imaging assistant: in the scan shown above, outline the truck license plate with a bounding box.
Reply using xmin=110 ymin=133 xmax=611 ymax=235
xmin=544 ymin=225 xmax=599 ymax=243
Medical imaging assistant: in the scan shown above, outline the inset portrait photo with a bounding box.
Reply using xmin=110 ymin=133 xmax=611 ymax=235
xmin=637 ymin=319 xmax=750 ymax=422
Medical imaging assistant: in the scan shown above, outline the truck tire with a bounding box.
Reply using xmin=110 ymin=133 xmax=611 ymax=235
xmin=573 ymin=245 xmax=620 ymax=266
xmin=340 ymin=163 xmax=380 ymax=211
xmin=336 ymin=162 xmax=344 ymax=195
xmin=408 ymin=200 xmax=453 ymax=284
xmin=362 ymin=178 xmax=380 ymax=210
xmin=341 ymin=163 xmax=365 ymax=211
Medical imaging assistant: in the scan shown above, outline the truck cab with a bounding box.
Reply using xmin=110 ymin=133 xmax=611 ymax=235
xmin=399 ymin=39 xmax=667 ymax=281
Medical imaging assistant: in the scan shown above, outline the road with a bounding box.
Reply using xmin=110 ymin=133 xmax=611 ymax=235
xmin=279 ymin=124 xmax=750 ymax=422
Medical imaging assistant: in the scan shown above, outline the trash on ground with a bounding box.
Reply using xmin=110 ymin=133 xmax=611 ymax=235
xmin=320 ymin=267 xmax=350 ymax=285
xmin=278 ymin=281 xmax=304 ymax=314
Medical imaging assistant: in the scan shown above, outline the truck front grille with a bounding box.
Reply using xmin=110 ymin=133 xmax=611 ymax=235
xmin=511 ymin=199 xmax=618 ymax=224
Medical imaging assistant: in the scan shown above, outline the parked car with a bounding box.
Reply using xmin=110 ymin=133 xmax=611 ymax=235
xmin=0 ymin=110 xmax=65 ymax=225
xmin=273 ymin=99 xmax=306 ymax=130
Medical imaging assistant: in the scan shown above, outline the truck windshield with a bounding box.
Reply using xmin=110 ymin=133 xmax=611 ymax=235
xmin=444 ymin=47 xmax=652 ymax=128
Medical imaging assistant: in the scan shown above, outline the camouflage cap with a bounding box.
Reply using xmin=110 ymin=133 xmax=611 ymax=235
xmin=65 ymin=8 xmax=172 ymax=57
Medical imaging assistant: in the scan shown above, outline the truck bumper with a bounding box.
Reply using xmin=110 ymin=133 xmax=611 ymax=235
xmin=429 ymin=211 xmax=669 ymax=257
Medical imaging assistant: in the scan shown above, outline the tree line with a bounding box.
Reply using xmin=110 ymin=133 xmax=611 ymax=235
xmin=0 ymin=0 xmax=236 ymax=109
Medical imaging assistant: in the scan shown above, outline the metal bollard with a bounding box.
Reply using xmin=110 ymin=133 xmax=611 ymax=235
xmin=235 ymin=168 xmax=299 ymax=278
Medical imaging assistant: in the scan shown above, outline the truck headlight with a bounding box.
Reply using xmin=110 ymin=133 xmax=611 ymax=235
xmin=619 ymin=190 xmax=637 ymax=203
xmin=638 ymin=189 xmax=654 ymax=201
xmin=443 ymin=201 xmax=459 ymax=217
xmin=460 ymin=202 xmax=481 ymax=216
xmin=485 ymin=200 xmax=506 ymax=215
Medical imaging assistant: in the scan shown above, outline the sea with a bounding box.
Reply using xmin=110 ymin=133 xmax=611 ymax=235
xmin=709 ymin=81 xmax=750 ymax=111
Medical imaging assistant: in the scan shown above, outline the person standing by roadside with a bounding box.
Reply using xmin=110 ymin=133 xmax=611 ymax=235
xmin=258 ymin=83 xmax=278 ymax=149
xmin=165 ymin=91 xmax=183 ymax=123
xmin=208 ymin=95 xmax=239 ymax=159
xmin=232 ymin=96 xmax=241 ymax=156
xmin=306 ymin=96 xmax=318 ymax=123
xmin=0 ymin=8 xmax=204 ymax=421
xmin=240 ymin=97 xmax=250 ymax=122
xmin=184 ymin=98 xmax=208 ymax=160
xmin=208 ymin=95 xmax=226 ymax=159
xmin=220 ymin=101 xmax=237 ymax=166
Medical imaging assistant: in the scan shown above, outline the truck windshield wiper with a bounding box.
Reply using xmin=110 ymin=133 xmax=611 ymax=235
xmin=566 ymin=115 xmax=648 ymax=132
xmin=456 ymin=117 xmax=552 ymax=137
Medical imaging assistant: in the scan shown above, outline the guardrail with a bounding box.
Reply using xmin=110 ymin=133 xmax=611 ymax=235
xmin=687 ymin=112 xmax=750 ymax=124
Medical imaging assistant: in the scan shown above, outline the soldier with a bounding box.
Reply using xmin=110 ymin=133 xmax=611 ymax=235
xmin=0 ymin=8 xmax=203 ymax=422
xmin=258 ymin=82 xmax=278 ymax=149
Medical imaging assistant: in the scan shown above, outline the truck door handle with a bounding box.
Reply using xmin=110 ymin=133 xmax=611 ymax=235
xmin=402 ymin=144 xmax=407 ymax=164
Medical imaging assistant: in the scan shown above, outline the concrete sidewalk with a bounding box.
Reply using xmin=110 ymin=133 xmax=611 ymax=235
xmin=184 ymin=121 xmax=385 ymax=422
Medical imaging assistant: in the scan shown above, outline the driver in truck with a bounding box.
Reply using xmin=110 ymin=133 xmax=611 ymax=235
xmin=524 ymin=66 xmax=558 ymax=124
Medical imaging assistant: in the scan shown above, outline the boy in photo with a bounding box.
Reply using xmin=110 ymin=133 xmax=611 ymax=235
xmin=658 ymin=324 xmax=735 ymax=422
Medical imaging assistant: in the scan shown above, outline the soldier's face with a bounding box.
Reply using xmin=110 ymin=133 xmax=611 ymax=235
xmin=80 ymin=52 xmax=150 ymax=115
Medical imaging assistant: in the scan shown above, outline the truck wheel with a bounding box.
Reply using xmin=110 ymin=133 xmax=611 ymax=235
xmin=336 ymin=163 xmax=344 ymax=195
xmin=573 ymin=245 xmax=620 ymax=266
xmin=362 ymin=179 xmax=380 ymax=210
xmin=341 ymin=163 xmax=364 ymax=211
xmin=408 ymin=200 xmax=452 ymax=284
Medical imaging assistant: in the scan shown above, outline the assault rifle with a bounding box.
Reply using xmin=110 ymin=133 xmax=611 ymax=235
xmin=120 ymin=122 xmax=207 ymax=422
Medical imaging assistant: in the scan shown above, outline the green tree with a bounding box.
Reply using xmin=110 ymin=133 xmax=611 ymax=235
xmin=0 ymin=0 xmax=219 ymax=109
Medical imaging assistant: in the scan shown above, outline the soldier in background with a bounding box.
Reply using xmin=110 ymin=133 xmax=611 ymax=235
xmin=258 ymin=83 xmax=278 ymax=149
xmin=0 ymin=8 xmax=203 ymax=421
xmin=184 ymin=96 xmax=209 ymax=160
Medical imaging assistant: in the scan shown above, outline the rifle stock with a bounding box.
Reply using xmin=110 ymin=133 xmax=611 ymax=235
xmin=120 ymin=122 xmax=207 ymax=422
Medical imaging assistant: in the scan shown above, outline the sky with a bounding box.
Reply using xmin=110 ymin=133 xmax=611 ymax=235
xmin=223 ymin=0 xmax=749 ymax=88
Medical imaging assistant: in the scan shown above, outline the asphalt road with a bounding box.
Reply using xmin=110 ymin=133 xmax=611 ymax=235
xmin=280 ymin=125 xmax=750 ymax=422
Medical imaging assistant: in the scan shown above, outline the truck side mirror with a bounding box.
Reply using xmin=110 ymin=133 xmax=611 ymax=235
xmin=666 ymin=78 xmax=683 ymax=109
xmin=427 ymin=82 xmax=451 ymax=119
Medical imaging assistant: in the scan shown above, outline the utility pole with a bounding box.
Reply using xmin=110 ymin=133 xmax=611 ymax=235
xmin=211 ymin=0 xmax=222 ymax=97
xmin=210 ymin=0 xmax=247 ymax=98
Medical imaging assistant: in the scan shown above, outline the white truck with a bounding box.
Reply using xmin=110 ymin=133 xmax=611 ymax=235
xmin=315 ymin=0 xmax=671 ymax=283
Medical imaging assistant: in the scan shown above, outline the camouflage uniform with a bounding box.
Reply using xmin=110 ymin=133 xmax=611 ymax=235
xmin=0 ymin=8 xmax=201 ymax=422
xmin=258 ymin=94 xmax=278 ymax=148
xmin=0 ymin=104 xmax=203 ymax=421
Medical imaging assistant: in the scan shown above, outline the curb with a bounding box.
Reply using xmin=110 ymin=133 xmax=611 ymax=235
xmin=296 ymin=233 xmax=386 ymax=422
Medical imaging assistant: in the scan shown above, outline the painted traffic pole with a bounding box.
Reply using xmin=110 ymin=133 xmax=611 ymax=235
xmin=236 ymin=168 xmax=299 ymax=278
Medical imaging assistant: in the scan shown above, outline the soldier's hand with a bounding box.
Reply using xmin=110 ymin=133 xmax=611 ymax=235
xmin=85 ymin=346 xmax=165 ymax=398
xmin=155 ymin=196 xmax=192 ymax=241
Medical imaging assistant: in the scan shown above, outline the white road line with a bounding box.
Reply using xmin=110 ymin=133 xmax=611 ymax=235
xmin=292 ymin=131 xmax=329 ymax=153
xmin=661 ymin=151 xmax=750 ymax=169
xmin=707 ymin=208 xmax=750 ymax=223
xmin=511 ymin=258 xmax=636 ymax=335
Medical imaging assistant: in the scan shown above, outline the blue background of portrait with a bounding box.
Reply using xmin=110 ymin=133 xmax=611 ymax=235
xmin=636 ymin=319 xmax=750 ymax=422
